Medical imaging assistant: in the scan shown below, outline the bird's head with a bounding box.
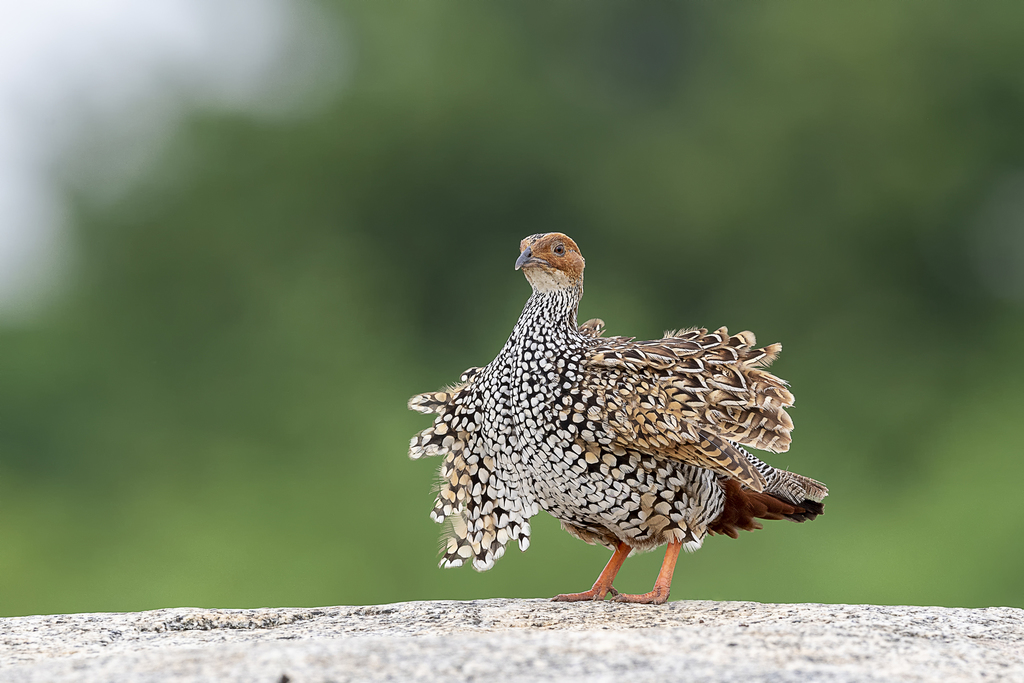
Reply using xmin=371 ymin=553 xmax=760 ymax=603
xmin=515 ymin=232 xmax=585 ymax=292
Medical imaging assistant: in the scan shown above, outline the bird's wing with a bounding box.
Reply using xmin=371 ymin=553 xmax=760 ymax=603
xmin=582 ymin=327 xmax=795 ymax=492
xmin=407 ymin=366 xmax=482 ymax=456
xmin=408 ymin=365 xmax=488 ymax=525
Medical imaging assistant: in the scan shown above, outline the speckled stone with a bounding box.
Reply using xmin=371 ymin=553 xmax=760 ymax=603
xmin=2 ymin=599 xmax=1022 ymax=682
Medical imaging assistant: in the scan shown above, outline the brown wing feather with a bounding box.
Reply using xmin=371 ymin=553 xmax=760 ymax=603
xmin=583 ymin=326 xmax=795 ymax=490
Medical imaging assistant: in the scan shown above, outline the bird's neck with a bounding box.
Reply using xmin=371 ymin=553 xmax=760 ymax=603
xmin=507 ymin=285 xmax=585 ymax=350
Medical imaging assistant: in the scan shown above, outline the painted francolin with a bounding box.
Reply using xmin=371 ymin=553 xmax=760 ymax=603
xmin=409 ymin=233 xmax=826 ymax=603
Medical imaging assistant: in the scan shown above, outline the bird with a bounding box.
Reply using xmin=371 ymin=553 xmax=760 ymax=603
xmin=408 ymin=233 xmax=827 ymax=604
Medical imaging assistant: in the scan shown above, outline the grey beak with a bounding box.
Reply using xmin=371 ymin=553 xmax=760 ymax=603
xmin=515 ymin=247 xmax=543 ymax=270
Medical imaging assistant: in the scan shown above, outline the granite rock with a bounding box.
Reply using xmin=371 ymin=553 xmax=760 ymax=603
xmin=1 ymin=599 xmax=1022 ymax=682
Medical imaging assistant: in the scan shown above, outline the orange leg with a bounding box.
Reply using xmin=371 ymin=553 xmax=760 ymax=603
xmin=552 ymin=542 xmax=631 ymax=602
xmin=614 ymin=540 xmax=682 ymax=605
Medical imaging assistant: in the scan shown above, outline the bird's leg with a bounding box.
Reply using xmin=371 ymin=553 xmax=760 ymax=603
xmin=552 ymin=541 xmax=631 ymax=602
xmin=614 ymin=539 xmax=682 ymax=605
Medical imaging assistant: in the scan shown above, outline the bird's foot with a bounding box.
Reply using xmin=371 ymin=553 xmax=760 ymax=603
xmin=551 ymin=586 xmax=619 ymax=602
xmin=612 ymin=587 xmax=669 ymax=605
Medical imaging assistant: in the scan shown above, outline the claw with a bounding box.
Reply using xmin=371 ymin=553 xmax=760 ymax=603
xmin=552 ymin=586 xmax=615 ymax=602
xmin=613 ymin=587 xmax=670 ymax=604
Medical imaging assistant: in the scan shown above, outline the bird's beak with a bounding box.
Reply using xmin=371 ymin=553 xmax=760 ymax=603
xmin=515 ymin=247 xmax=545 ymax=270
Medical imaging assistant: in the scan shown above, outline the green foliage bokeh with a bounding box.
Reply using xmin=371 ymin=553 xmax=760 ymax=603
xmin=2 ymin=1 xmax=1023 ymax=616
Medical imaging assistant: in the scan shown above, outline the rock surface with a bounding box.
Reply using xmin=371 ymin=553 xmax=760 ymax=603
xmin=1 ymin=599 xmax=1022 ymax=682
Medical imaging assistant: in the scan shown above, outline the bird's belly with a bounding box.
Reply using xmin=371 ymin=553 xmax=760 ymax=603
xmin=526 ymin=441 xmax=725 ymax=547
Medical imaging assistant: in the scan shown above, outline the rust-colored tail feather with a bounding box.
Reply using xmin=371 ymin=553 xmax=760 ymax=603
xmin=708 ymin=478 xmax=824 ymax=539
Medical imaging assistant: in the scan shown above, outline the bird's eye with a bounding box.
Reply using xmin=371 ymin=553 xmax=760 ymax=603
xmin=553 ymin=243 xmax=565 ymax=256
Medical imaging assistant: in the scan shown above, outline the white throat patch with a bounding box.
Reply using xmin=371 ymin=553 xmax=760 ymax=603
xmin=524 ymin=267 xmax=574 ymax=293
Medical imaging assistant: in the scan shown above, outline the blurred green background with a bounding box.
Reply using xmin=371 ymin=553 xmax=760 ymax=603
xmin=2 ymin=1 xmax=1024 ymax=617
